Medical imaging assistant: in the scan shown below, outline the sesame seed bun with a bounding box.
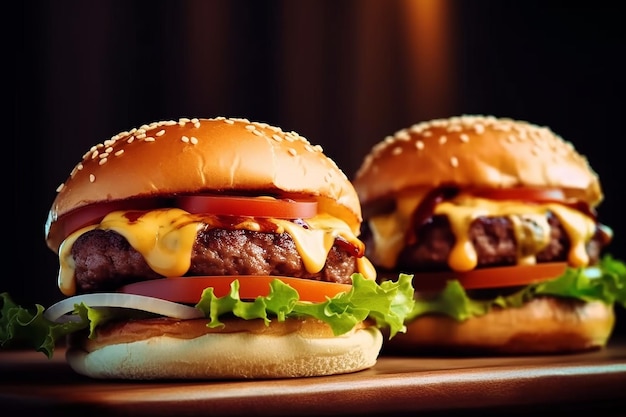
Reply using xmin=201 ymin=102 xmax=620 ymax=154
xmin=66 ymin=318 xmax=383 ymax=380
xmin=383 ymin=298 xmax=614 ymax=355
xmin=46 ymin=117 xmax=361 ymax=252
xmin=353 ymin=115 xmax=602 ymax=208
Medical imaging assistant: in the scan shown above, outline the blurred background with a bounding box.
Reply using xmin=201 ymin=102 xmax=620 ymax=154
xmin=14 ymin=1 xmax=625 ymax=333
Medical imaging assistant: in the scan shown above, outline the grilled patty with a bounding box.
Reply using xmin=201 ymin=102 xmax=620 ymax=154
xmin=362 ymin=212 xmax=603 ymax=272
xmin=71 ymin=227 xmax=358 ymax=293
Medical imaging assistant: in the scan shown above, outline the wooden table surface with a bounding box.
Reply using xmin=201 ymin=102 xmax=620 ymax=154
xmin=2 ymin=339 xmax=625 ymax=416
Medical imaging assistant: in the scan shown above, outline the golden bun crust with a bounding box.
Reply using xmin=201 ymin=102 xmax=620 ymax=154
xmin=383 ymin=298 xmax=615 ymax=354
xmin=353 ymin=115 xmax=602 ymax=207
xmin=66 ymin=318 xmax=383 ymax=379
xmin=46 ymin=117 xmax=361 ymax=251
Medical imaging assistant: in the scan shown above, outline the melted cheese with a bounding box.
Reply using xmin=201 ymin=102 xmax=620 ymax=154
xmin=368 ymin=193 xmax=597 ymax=273
xmin=367 ymin=193 xmax=426 ymax=269
xmin=58 ymin=209 xmax=373 ymax=296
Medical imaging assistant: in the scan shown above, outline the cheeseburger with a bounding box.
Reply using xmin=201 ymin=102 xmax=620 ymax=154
xmin=353 ymin=115 xmax=626 ymax=354
xmin=1 ymin=117 xmax=414 ymax=379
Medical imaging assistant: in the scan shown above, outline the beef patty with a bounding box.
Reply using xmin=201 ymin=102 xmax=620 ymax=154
xmin=362 ymin=212 xmax=603 ymax=273
xmin=71 ymin=227 xmax=358 ymax=293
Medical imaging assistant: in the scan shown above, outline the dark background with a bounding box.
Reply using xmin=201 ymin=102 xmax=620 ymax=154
xmin=14 ymin=1 xmax=625 ymax=333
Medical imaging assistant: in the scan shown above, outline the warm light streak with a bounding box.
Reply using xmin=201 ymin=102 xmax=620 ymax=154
xmin=402 ymin=0 xmax=454 ymax=118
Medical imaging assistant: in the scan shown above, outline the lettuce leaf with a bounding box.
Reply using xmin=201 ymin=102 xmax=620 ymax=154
xmin=406 ymin=254 xmax=626 ymax=322
xmin=0 ymin=293 xmax=88 ymax=357
xmin=1 ymin=273 xmax=415 ymax=358
xmin=196 ymin=273 xmax=414 ymax=338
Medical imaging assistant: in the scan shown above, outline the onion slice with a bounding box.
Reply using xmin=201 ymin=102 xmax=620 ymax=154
xmin=43 ymin=293 xmax=204 ymax=323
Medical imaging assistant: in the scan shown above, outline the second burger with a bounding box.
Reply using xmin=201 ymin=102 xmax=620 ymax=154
xmin=352 ymin=115 xmax=626 ymax=354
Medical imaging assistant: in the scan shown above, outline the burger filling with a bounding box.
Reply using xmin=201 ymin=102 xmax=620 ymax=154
xmin=361 ymin=187 xmax=612 ymax=275
xmin=392 ymin=213 xmax=605 ymax=272
xmin=71 ymin=227 xmax=359 ymax=293
xmin=59 ymin=206 xmax=374 ymax=296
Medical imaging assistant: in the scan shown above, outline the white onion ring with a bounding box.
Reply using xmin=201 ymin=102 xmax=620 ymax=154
xmin=44 ymin=293 xmax=204 ymax=323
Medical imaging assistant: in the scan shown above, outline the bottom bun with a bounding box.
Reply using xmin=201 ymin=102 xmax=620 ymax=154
xmin=66 ymin=318 xmax=383 ymax=379
xmin=383 ymin=297 xmax=615 ymax=355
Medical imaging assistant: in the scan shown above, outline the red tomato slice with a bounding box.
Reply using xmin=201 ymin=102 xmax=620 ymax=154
xmin=469 ymin=188 xmax=566 ymax=203
xmin=118 ymin=276 xmax=351 ymax=303
xmin=57 ymin=199 xmax=166 ymax=240
xmin=410 ymin=262 xmax=567 ymax=292
xmin=176 ymin=195 xmax=318 ymax=219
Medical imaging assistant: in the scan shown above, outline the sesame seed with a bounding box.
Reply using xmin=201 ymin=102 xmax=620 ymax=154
xmin=252 ymin=129 xmax=263 ymax=137
xmin=272 ymin=134 xmax=283 ymax=142
xmin=89 ymin=174 xmax=96 ymax=183
xmin=459 ymin=134 xmax=469 ymax=143
xmin=114 ymin=149 xmax=124 ymax=156
xmin=99 ymin=158 xmax=108 ymax=165
xmin=56 ymin=183 xmax=64 ymax=192
xmin=450 ymin=156 xmax=459 ymax=167
xmin=474 ymin=124 xmax=485 ymax=134
xmin=392 ymin=146 xmax=403 ymax=155
xmin=409 ymin=124 xmax=426 ymax=133
xmin=313 ymin=144 xmax=323 ymax=152
xmin=156 ymin=129 xmax=166 ymax=137
xmin=415 ymin=140 xmax=425 ymax=150
xmin=224 ymin=119 xmax=235 ymax=124
xmin=190 ymin=136 xmax=198 ymax=145
xmin=395 ymin=130 xmax=411 ymax=141
xmin=144 ymin=137 xmax=155 ymax=142
xmin=127 ymin=137 xmax=135 ymax=144
xmin=245 ymin=125 xmax=256 ymax=131
xmin=91 ymin=150 xmax=99 ymax=159
xmin=181 ymin=136 xmax=190 ymax=143
xmin=288 ymin=148 xmax=297 ymax=156
xmin=439 ymin=135 xmax=447 ymax=144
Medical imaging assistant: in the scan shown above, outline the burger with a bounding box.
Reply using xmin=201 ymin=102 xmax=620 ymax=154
xmin=1 ymin=116 xmax=414 ymax=379
xmin=352 ymin=115 xmax=626 ymax=354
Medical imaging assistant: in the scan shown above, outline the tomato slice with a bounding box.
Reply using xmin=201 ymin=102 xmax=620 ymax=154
xmin=410 ymin=262 xmax=567 ymax=292
xmin=118 ymin=276 xmax=351 ymax=303
xmin=57 ymin=199 xmax=166 ymax=240
xmin=176 ymin=195 xmax=317 ymax=219
xmin=469 ymin=187 xmax=566 ymax=203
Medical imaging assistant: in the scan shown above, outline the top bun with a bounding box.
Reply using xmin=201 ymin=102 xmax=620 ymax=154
xmin=353 ymin=115 xmax=602 ymax=207
xmin=46 ymin=117 xmax=361 ymax=251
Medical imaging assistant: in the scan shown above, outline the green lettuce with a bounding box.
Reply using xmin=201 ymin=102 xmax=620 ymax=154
xmin=1 ymin=273 xmax=415 ymax=359
xmin=406 ymin=254 xmax=626 ymax=322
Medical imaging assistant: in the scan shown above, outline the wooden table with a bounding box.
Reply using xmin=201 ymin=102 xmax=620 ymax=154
xmin=1 ymin=339 xmax=625 ymax=416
